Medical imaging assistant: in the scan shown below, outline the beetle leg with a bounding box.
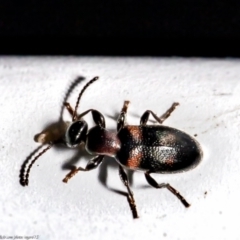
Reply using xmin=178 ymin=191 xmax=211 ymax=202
xmin=140 ymin=102 xmax=179 ymax=125
xmin=65 ymin=103 xmax=106 ymax=128
xmin=77 ymin=109 xmax=106 ymax=128
xmin=117 ymin=100 xmax=130 ymax=131
xmin=145 ymin=171 xmax=190 ymax=208
xmin=64 ymin=102 xmax=75 ymax=117
xmin=63 ymin=155 xmax=104 ymax=183
xmin=119 ymin=165 xmax=139 ymax=218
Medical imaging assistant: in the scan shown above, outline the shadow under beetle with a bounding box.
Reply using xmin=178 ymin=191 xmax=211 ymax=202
xmin=23 ymin=76 xmax=203 ymax=218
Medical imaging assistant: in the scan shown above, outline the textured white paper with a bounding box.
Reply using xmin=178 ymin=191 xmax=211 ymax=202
xmin=0 ymin=57 xmax=239 ymax=240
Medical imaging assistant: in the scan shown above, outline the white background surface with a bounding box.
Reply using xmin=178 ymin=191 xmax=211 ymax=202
xmin=0 ymin=57 xmax=240 ymax=240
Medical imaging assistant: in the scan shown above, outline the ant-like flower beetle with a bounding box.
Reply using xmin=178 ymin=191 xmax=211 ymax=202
xmin=23 ymin=76 xmax=203 ymax=218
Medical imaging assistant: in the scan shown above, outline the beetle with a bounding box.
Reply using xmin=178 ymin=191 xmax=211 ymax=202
xmin=23 ymin=76 xmax=203 ymax=218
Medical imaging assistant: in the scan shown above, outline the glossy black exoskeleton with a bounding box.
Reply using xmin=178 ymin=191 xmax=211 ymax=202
xmin=23 ymin=76 xmax=203 ymax=219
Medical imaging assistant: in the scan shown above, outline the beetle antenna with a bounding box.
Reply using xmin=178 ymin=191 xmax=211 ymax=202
xmin=20 ymin=145 xmax=43 ymax=186
xmin=72 ymin=76 xmax=99 ymax=121
xmin=24 ymin=143 xmax=53 ymax=186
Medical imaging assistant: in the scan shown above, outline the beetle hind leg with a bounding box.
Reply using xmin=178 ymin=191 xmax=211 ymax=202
xmin=145 ymin=171 xmax=190 ymax=208
xmin=140 ymin=102 xmax=179 ymax=125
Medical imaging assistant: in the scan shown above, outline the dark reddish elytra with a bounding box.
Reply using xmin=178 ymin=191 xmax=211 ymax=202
xmin=23 ymin=76 xmax=203 ymax=219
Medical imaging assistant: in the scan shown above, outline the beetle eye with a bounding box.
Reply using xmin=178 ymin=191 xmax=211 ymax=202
xmin=66 ymin=120 xmax=88 ymax=147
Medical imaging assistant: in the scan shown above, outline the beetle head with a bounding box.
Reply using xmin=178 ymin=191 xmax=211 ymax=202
xmin=65 ymin=120 xmax=88 ymax=148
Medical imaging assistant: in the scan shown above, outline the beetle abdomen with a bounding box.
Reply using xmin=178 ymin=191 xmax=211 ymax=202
xmin=116 ymin=125 xmax=202 ymax=173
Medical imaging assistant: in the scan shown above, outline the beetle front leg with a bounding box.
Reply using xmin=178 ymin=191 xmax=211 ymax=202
xmin=140 ymin=102 xmax=179 ymax=125
xmin=119 ymin=165 xmax=139 ymax=218
xmin=63 ymin=155 xmax=104 ymax=183
xmin=64 ymin=103 xmax=106 ymax=128
xmin=77 ymin=109 xmax=106 ymax=128
xmin=145 ymin=171 xmax=190 ymax=208
xmin=117 ymin=100 xmax=130 ymax=131
xmin=64 ymin=102 xmax=75 ymax=117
